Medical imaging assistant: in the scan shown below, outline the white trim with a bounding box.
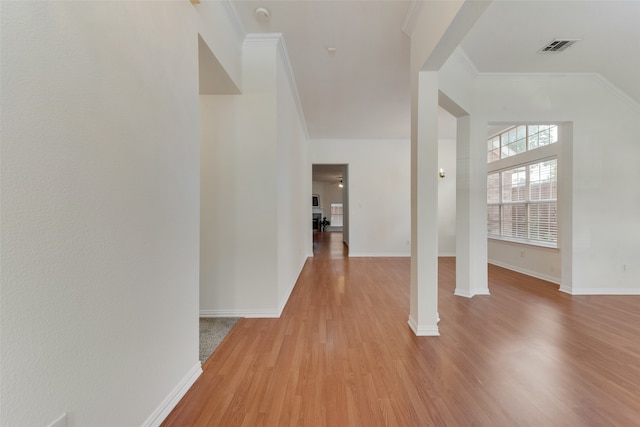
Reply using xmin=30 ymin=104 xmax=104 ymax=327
xmin=438 ymin=252 xmax=456 ymax=257
xmin=200 ymin=258 xmax=306 ymax=319
xmin=243 ymin=33 xmax=310 ymax=141
xmin=407 ymin=316 xmax=440 ymax=336
xmin=455 ymin=47 xmax=480 ymax=76
xmin=561 ymin=287 xmax=640 ymax=296
xmin=277 ymin=257 xmax=307 ymax=315
xmin=454 ymin=288 xmax=491 ymax=298
xmin=401 ymin=0 xmax=424 ymax=37
xmin=349 ymin=252 xmax=410 ymax=258
xmin=142 ymin=362 xmax=202 ymax=427
xmin=559 ymin=285 xmax=573 ymax=295
xmin=476 ymin=72 xmax=640 ymax=112
xmin=243 ymin=32 xmax=282 ymax=47
xmin=275 ymin=36 xmax=310 ymax=141
xmin=200 ymin=309 xmax=279 ymax=318
xmin=489 ymin=259 xmax=561 ymax=285
xmin=591 ymin=73 xmax=640 ymax=114
xmin=222 ymin=0 xmax=246 ymax=39
xmin=47 ymin=413 xmax=67 ymax=427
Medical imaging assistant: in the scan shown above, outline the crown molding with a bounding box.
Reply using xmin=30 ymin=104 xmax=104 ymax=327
xmin=455 ymin=47 xmax=479 ymax=76
xmin=402 ymin=0 xmax=424 ymax=37
xmin=243 ymin=33 xmax=310 ymax=140
xmin=476 ymin=72 xmax=640 ymax=113
xmin=222 ymin=0 xmax=246 ymax=40
xmin=277 ymin=36 xmax=311 ymax=141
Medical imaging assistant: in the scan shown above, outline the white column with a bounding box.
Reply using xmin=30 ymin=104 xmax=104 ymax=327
xmin=409 ymin=71 xmax=440 ymax=336
xmin=455 ymin=115 xmax=490 ymax=297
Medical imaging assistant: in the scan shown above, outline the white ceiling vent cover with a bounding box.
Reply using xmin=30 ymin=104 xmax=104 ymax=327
xmin=539 ymin=39 xmax=579 ymax=53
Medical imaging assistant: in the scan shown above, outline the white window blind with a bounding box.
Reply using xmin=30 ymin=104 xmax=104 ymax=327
xmin=330 ymin=203 xmax=343 ymax=227
xmin=487 ymin=159 xmax=557 ymax=247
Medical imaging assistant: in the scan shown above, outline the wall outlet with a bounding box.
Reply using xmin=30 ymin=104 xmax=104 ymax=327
xmin=48 ymin=413 xmax=67 ymax=427
xmin=520 ymin=251 xmax=525 ymax=258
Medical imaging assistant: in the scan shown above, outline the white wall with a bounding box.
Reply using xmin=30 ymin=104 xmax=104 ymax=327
xmin=474 ymin=73 xmax=640 ymax=294
xmin=440 ymin=47 xmax=640 ymax=294
xmin=310 ymin=140 xmax=411 ymax=256
xmin=438 ymin=139 xmax=457 ymax=256
xmin=276 ymin=44 xmax=311 ymax=308
xmin=1 ymin=2 xmax=201 ymax=426
xmin=200 ymin=35 xmax=309 ymax=318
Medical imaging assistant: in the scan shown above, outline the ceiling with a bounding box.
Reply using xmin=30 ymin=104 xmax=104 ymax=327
xmin=235 ymin=0 xmax=412 ymax=140
xmin=233 ymin=0 xmax=640 ymax=144
xmin=460 ymin=0 xmax=640 ymax=105
xmin=232 ymin=0 xmax=640 ymax=184
xmin=312 ymin=164 xmax=346 ymax=184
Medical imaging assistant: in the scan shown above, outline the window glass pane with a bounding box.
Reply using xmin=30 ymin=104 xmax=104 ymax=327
xmin=529 ymin=130 xmax=539 ymax=150
xmin=529 ymin=159 xmax=557 ymax=201
xmin=538 ymin=126 xmax=551 ymax=147
xmin=487 ymin=205 xmax=500 ymax=235
xmin=501 ymin=204 xmax=527 ymax=239
xmin=550 ymin=125 xmax=558 ymax=144
xmin=330 ymin=203 xmax=343 ymax=227
xmin=502 ymin=167 xmax=526 ymax=202
xmin=529 ymin=202 xmax=557 ymax=242
xmin=487 ymin=173 xmax=500 ymax=203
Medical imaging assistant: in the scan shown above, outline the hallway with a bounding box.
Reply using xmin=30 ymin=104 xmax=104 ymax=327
xmin=162 ymin=233 xmax=640 ymax=426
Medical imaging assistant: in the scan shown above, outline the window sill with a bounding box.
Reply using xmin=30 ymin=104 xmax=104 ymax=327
xmin=488 ymin=235 xmax=558 ymax=250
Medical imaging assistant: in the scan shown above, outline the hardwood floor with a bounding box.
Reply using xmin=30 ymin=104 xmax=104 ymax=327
xmin=162 ymin=232 xmax=640 ymax=426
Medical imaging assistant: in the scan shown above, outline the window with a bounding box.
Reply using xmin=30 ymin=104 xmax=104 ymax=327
xmin=487 ymin=160 xmax=557 ymax=246
xmin=488 ymin=125 xmax=558 ymax=162
xmin=330 ymin=203 xmax=343 ymax=227
xmin=487 ymin=124 xmax=559 ymax=248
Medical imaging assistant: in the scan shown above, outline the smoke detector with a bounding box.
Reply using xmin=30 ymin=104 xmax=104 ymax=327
xmin=255 ymin=7 xmax=270 ymax=22
xmin=539 ymin=39 xmax=580 ymax=53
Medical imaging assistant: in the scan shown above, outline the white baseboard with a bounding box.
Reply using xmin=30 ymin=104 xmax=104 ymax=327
xmin=488 ymin=259 xmax=561 ymax=285
xmin=200 ymin=309 xmax=279 ymax=318
xmin=562 ymin=287 xmax=640 ymax=296
xmin=454 ymin=288 xmax=491 ymax=298
xmin=407 ymin=316 xmax=440 ymax=336
xmin=200 ymin=257 xmax=307 ymax=319
xmin=559 ymin=285 xmax=573 ymax=294
xmin=349 ymin=252 xmax=410 ymax=257
xmin=142 ymin=362 xmax=202 ymax=427
xmin=276 ymin=256 xmax=307 ymax=316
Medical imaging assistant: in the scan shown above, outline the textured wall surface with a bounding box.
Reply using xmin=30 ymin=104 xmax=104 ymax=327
xmin=1 ymin=2 xmax=201 ymax=426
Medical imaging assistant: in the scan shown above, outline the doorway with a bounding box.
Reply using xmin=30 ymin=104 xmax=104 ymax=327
xmin=311 ymin=164 xmax=349 ymax=247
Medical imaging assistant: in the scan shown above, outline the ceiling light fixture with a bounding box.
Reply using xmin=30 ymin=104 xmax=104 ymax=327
xmin=255 ymin=7 xmax=270 ymax=22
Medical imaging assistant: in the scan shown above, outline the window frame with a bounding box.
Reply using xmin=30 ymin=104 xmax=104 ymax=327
xmin=487 ymin=124 xmax=560 ymax=249
xmin=487 ymin=157 xmax=558 ymax=248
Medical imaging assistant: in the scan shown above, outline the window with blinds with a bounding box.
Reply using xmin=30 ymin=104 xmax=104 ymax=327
xmin=330 ymin=203 xmax=343 ymax=227
xmin=487 ymin=159 xmax=557 ymax=247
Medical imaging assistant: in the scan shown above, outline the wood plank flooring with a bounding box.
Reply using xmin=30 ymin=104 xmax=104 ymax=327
xmin=162 ymin=232 xmax=640 ymax=426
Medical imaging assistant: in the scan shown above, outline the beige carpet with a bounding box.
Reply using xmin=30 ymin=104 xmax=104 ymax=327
xmin=199 ymin=317 xmax=240 ymax=363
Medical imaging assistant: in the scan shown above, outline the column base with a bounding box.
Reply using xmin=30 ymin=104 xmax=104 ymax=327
xmin=407 ymin=316 xmax=440 ymax=336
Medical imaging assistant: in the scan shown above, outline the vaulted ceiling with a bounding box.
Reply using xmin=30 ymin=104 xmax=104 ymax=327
xmin=233 ymin=0 xmax=640 ymax=144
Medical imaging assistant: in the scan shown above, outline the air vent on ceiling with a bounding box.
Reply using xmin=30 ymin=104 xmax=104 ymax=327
xmin=539 ymin=39 xmax=579 ymax=53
